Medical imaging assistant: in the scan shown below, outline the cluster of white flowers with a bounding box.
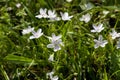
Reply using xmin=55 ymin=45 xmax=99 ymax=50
xmin=22 ymin=26 xmax=43 ymax=39
xmin=109 ymin=29 xmax=120 ymax=49
xmin=22 ymin=9 xmax=120 ymax=55
xmin=22 ymin=27 xmax=64 ymax=79
xmin=22 ymin=27 xmax=64 ymax=52
xmin=79 ymin=13 xmax=108 ymax=48
xmin=46 ymin=71 xmax=59 ymax=80
xmin=92 ymin=26 xmax=120 ymax=49
xmin=79 ymin=12 xmax=120 ymax=49
xmin=93 ymin=27 xmax=120 ymax=49
xmin=35 ymin=8 xmax=73 ymax=21
xmin=22 ymin=10 xmax=120 ymax=53
xmin=20 ymin=6 xmax=120 ymax=79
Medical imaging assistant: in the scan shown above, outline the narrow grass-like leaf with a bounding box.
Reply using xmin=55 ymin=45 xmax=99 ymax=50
xmin=104 ymin=69 xmax=108 ymax=80
xmin=0 ymin=65 xmax=10 ymax=80
xmin=4 ymin=54 xmax=37 ymax=65
xmin=23 ymin=4 xmax=36 ymax=21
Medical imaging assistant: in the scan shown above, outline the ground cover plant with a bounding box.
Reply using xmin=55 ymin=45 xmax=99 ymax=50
xmin=1 ymin=0 xmax=120 ymax=80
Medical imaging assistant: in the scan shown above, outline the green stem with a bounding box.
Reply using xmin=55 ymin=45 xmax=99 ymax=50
xmin=0 ymin=65 xmax=10 ymax=80
xmin=114 ymin=19 xmax=118 ymax=29
xmin=110 ymin=70 xmax=120 ymax=78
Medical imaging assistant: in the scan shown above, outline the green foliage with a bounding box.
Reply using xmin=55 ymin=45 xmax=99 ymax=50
xmin=1 ymin=0 xmax=120 ymax=80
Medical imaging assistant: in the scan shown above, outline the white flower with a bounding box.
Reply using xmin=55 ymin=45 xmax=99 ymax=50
xmin=103 ymin=10 xmax=109 ymax=15
xmin=22 ymin=26 xmax=34 ymax=35
xmin=84 ymin=3 xmax=94 ymax=10
xmin=116 ymin=38 xmax=120 ymax=49
xmin=35 ymin=8 xmax=48 ymax=19
xmin=48 ymin=54 xmax=54 ymax=62
xmin=16 ymin=3 xmax=21 ymax=8
xmin=48 ymin=10 xmax=57 ymax=19
xmin=48 ymin=10 xmax=61 ymax=21
xmin=46 ymin=71 xmax=54 ymax=79
xmin=66 ymin=0 xmax=72 ymax=2
xmin=110 ymin=29 xmax=120 ymax=39
xmin=47 ymin=33 xmax=64 ymax=52
xmin=51 ymin=76 xmax=59 ymax=80
xmin=7 ymin=7 xmax=12 ymax=11
xmin=29 ymin=28 xmax=43 ymax=39
xmin=46 ymin=71 xmax=58 ymax=80
xmin=94 ymin=35 xmax=108 ymax=48
xmin=60 ymin=12 xmax=73 ymax=21
xmin=80 ymin=2 xmax=94 ymax=10
xmin=91 ymin=23 xmax=104 ymax=33
xmin=80 ymin=3 xmax=94 ymax=10
xmin=79 ymin=13 xmax=91 ymax=23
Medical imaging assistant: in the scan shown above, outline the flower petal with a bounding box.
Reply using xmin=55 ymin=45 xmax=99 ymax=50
xmin=51 ymin=76 xmax=59 ymax=80
xmin=35 ymin=15 xmax=42 ymax=18
xmin=47 ymin=44 xmax=54 ymax=48
xmin=91 ymin=30 xmax=96 ymax=32
xmin=94 ymin=44 xmax=99 ymax=49
xmin=29 ymin=36 xmax=35 ymax=39
xmin=54 ymin=45 xmax=61 ymax=52
xmin=48 ymin=54 xmax=54 ymax=62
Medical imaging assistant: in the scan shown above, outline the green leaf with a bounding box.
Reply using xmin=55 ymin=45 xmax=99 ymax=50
xmin=104 ymin=69 xmax=108 ymax=80
xmin=4 ymin=54 xmax=37 ymax=65
xmin=0 ymin=65 xmax=10 ymax=80
xmin=23 ymin=4 xmax=36 ymax=21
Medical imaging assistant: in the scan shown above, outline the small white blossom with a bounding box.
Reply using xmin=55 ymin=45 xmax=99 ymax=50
xmin=80 ymin=2 xmax=94 ymax=10
xmin=94 ymin=35 xmax=108 ymax=48
xmin=48 ymin=54 xmax=54 ymax=62
xmin=48 ymin=10 xmax=57 ymax=19
xmin=60 ymin=12 xmax=73 ymax=21
xmin=35 ymin=8 xmax=48 ymax=19
xmin=103 ymin=10 xmax=109 ymax=15
xmin=46 ymin=71 xmax=58 ymax=80
xmin=29 ymin=28 xmax=43 ymax=39
xmin=47 ymin=33 xmax=64 ymax=52
xmin=84 ymin=3 xmax=94 ymax=10
xmin=16 ymin=3 xmax=21 ymax=8
xmin=7 ymin=7 xmax=12 ymax=11
xmin=22 ymin=26 xmax=34 ymax=35
xmin=66 ymin=0 xmax=72 ymax=2
xmin=46 ymin=71 xmax=54 ymax=79
xmin=116 ymin=38 xmax=120 ymax=49
xmin=51 ymin=76 xmax=59 ymax=80
xmin=110 ymin=29 xmax=120 ymax=39
xmin=48 ymin=10 xmax=61 ymax=21
xmin=79 ymin=13 xmax=91 ymax=23
xmin=91 ymin=23 xmax=104 ymax=33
